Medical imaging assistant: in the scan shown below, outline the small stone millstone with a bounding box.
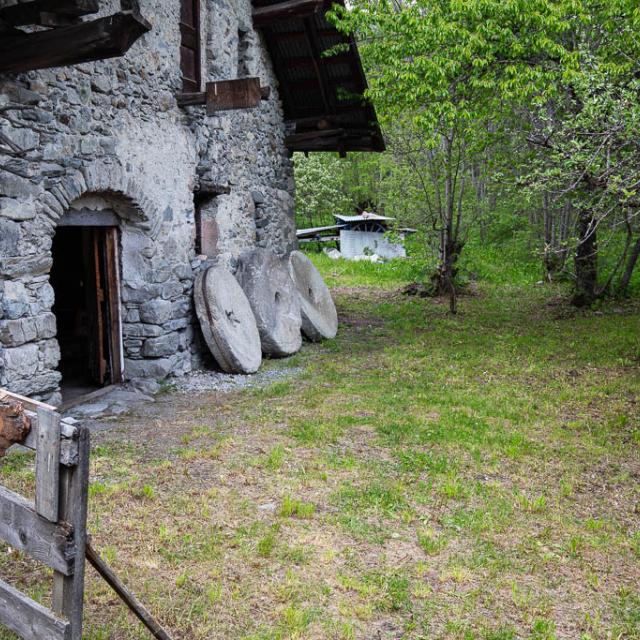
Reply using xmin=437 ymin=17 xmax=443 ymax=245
xmin=235 ymin=248 xmax=302 ymax=357
xmin=288 ymin=250 xmax=338 ymax=341
xmin=194 ymin=267 xmax=262 ymax=374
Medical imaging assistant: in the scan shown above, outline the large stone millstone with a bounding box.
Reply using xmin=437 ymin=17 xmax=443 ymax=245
xmin=288 ymin=250 xmax=338 ymax=341
xmin=235 ymin=248 xmax=302 ymax=357
xmin=194 ymin=267 xmax=262 ymax=374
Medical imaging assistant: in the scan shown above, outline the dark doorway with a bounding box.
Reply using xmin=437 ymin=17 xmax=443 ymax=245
xmin=51 ymin=226 xmax=122 ymax=399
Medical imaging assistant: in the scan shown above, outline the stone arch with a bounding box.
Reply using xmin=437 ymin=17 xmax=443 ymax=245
xmin=36 ymin=162 xmax=163 ymax=240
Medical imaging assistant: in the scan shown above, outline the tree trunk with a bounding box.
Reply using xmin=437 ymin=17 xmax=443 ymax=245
xmin=618 ymin=234 xmax=640 ymax=296
xmin=432 ymin=230 xmax=464 ymax=298
xmin=572 ymin=209 xmax=598 ymax=306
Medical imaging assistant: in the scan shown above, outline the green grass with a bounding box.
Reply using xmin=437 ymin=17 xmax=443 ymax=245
xmin=0 ymin=252 xmax=638 ymax=639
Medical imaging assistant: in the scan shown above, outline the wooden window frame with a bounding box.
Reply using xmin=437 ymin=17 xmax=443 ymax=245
xmin=180 ymin=0 xmax=202 ymax=92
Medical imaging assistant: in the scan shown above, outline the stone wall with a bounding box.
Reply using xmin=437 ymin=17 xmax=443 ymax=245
xmin=0 ymin=0 xmax=295 ymax=403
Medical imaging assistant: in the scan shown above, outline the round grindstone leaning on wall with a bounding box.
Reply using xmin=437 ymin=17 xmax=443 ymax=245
xmin=235 ymin=248 xmax=302 ymax=357
xmin=288 ymin=250 xmax=338 ymax=341
xmin=194 ymin=267 xmax=263 ymax=374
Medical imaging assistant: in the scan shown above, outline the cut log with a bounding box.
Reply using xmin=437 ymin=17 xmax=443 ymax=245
xmin=236 ymin=248 xmax=302 ymax=357
xmin=288 ymin=250 xmax=338 ymax=341
xmin=0 ymin=396 xmax=31 ymax=456
xmin=0 ymin=11 xmax=152 ymax=74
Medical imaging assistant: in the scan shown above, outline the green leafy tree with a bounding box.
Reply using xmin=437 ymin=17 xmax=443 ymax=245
xmin=333 ymin=0 xmax=640 ymax=304
xmin=294 ymin=153 xmax=353 ymax=228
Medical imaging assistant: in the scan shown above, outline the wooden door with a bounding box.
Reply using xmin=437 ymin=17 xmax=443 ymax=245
xmin=180 ymin=0 xmax=201 ymax=92
xmin=84 ymin=228 xmax=122 ymax=386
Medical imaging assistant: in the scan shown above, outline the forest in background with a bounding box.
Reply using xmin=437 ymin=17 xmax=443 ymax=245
xmin=294 ymin=0 xmax=640 ymax=307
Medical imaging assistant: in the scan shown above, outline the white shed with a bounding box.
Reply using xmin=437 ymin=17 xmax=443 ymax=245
xmin=335 ymin=213 xmax=407 ymax=260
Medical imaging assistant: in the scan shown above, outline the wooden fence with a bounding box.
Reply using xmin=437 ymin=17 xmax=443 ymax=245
xmin=0 ymin=388 xmax=173 ymax=640
xmin=0 ymin=389 xmax=89 ymax=640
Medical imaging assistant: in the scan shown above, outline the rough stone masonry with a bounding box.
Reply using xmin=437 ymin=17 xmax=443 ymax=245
xmin=0 ymin=0 xmax=297 ymax=405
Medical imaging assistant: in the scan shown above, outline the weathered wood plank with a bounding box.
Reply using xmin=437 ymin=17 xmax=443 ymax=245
xmin=0 ymin=389 xmax=55 ymax=413
xmin=176 ymin=91 xmax=206 ymax=107
xmin=0 ymin=485 xmax=75 ymax=575
xmin=0 ymin=11 xmax=152 ymax=74
xmin=0 ymin=0 xmax=99 ymax=26
xmin=35 ymin=407 xmax=60 ymax=522
xmin=86 ymin=542 xmax=175 ymax=640
xmin=206 ymin=78 xmax=262 ymax=114
xmin=0 ymin=578 xmax=70 ymax=640
xmin=53 ymin=426 xmax=90 ymax=640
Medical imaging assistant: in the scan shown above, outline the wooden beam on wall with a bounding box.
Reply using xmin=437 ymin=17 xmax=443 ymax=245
xmin=0 ymin=0 xmax=99 ymax=26
xmin=0 ymin=11 xmax=152 ymax=74
xmin=205 ymin=78 xmax=263 ymax=113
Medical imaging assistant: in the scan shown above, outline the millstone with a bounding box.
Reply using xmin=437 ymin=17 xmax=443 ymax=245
xmin=235 ymin=248 xmax=302 ymax=357
xmin=194 ymin=267 xmax=262 ymax=374
xmin=288 ymin=250 xmax=338 ymax=341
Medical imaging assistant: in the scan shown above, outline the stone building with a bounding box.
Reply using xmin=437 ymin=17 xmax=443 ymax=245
xmin=0 ymin=0 xmax=383 ymax=405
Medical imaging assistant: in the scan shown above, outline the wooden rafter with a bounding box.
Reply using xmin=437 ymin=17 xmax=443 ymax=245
xmin=0 ymin=10 xmax=152 ymax=74
xmin=0 ymin=0 xmax=99 ymax=26
xmin=301 ymin=16 xmax=333 ymax=114
xmin=253 ymin=0 xmax=386 ymax=153
xmin=252 ymin=0 xmax=326 ymax=26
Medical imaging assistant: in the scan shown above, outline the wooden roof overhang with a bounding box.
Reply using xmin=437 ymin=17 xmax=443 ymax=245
xmin=0 ymin=0 xmax=151 ymax=74
xmin=252 ymin=0 xmax=385 ymax=155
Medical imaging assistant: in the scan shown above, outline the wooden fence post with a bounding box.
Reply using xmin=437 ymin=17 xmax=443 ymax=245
xmin=52 ymin=425 xmax=90 ymax=640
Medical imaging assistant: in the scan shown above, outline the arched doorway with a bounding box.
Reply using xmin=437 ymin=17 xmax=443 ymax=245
xmin=50 ymin=209 xmax=123 ymax=400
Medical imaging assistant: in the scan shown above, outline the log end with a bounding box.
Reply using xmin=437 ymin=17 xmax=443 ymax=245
xmin=0 ymin=398 xmax=31 ymax=456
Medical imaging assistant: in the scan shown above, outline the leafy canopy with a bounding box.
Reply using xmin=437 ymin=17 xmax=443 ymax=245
xmin=331 ymin=0 xmax=640 ymax=140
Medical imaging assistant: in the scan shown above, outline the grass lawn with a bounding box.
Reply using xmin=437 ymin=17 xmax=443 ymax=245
xmin=1 ymin=254 xmax=639 ymax=639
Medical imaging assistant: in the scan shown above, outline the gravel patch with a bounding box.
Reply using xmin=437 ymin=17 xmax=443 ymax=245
xmin=172 ymin=366 xmax=303 ymax=394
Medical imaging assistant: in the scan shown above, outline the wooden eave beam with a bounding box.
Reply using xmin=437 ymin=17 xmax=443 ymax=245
xmin=285 ymin=127 xmax=380 ymax=152
xmin=0 ymin=0 xmax=99 ymax=26
xmin=264 ymin=26 xmax=343 ymax=41
xmin=252 ymin=0 xmax=326 ymax=27
xmin=0 ymin=10 xmax=152 ymax=74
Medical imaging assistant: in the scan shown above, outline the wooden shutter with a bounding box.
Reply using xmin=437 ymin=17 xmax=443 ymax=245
xmin=180 ymin=0 xmax=201 ymax=92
